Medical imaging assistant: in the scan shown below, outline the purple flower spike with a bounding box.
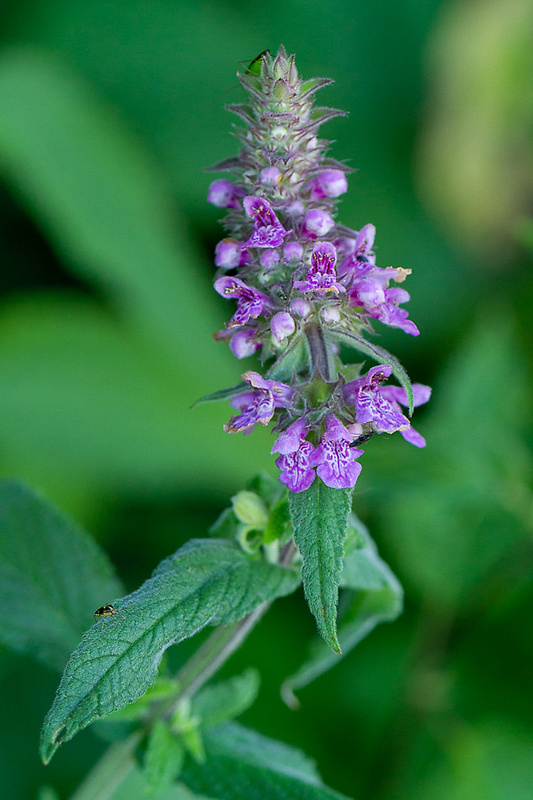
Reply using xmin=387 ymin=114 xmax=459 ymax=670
xmin=313 ymin=414 xmax=364 ymax=489
xmin=308 ymin=169 xmax=348 ymax=201
xmin=302 ymin=208 xmax=335 ymax=239
xmin=214 ymin=276 xmax=271 ymax=327
xmin=207 ymin=179 xmax=243 ymax=210
xmin=243 ymin=196 xmax=290 ymax=248
xmin=225 ymin=371 xmax=294 ymax=434
xmin=271 ymin=419 xmax=317 ymax=493
xmin=294 ymin=241 xmax=346 ymax=294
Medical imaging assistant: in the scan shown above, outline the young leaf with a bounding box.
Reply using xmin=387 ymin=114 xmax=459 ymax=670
xmin=289 ymin=483 xmax=353 ymax=653
xmin=191 ymin=669 xmax=260 ymax=729
xmin=332 ymin=329 xmax=414 ymax=414
xmin=181 ymin=722 xmax=354 ymax=799
xmin=40 ymin=539 xmax=299 ymax=764
xmin=144 ymin=721 xmax=185 ymax=798
xmin=0 ymin=480 xmax=122 ymax=671
xmin=283 ymin=519 xmax=403 ymax=700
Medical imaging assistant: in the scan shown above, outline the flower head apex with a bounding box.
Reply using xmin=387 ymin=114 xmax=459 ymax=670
xmin=313 ymin=414 xmax=364 ymax=490
xmin=294 ymin=242 xmax=345 ymax=294
xmin=243 ymin=196 xmax=290 ymax=248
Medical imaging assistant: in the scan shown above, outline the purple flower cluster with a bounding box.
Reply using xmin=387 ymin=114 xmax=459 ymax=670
xmin=207 ymin=48 xmax=429 ymax=492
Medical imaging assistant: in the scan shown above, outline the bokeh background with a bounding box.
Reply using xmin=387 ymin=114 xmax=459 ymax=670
xmin=0 ymin=0 xmax=532 ymax=798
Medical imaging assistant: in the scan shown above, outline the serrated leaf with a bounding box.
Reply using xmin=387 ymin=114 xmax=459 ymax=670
xmin=144 ymin=721 xmax=185 ymax=798
xmin=40 ymin=539 xmax=299 ymax=764
xmin=191 ymin=669 xmax=260 ymax=729
xmin=181 ymin=722 xmax=353 ymax=800
xmin=283 ymin=520 xmax=403 ymax=699
xmin=332 ymin=330 xmax=414 ymax=414
xmin=0 ymin=480 xmax=122 ymax=671
xmin=289 ymin=483 xmax=353 ymax=653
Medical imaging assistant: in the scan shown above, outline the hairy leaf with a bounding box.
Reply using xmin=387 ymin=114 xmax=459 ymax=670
xmin=191 ymin=669 xmax=260 ymax=729
xmin=40 ymin=539 xmax=299 ymax=763
xmin=283 ymin=518 xmax=402 ymax=699
xmin=0 ymin=480 xmax=122 ymax=671
xmin=144 ymin=722 xmax=185 ymax=798
xmin=289 ymin=484 xmax=353 ymax=653
xmin=181 ymin=722 xmax=354 ymax=799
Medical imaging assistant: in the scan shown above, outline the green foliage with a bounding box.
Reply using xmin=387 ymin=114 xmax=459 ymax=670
xmin=144 ymin=722 xmax=185 ymax=798
xmin=283 ymin=517 xmax=403 ymax=700
xmin=191 ymin=668 xmax=260 ymax=729
xmin=290 ymin=483 xmax=353 ymax=653
xmin=0 ymin=480 xmax=122 ymax=671
xmin=181 ymin=723 xmax=353 ymax=800
xmin=40 ymin=538 xmax=299 ymax=763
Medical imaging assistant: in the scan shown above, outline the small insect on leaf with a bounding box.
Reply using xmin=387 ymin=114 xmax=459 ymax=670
xmin=93 ymin=604 xmax=125 ymax=630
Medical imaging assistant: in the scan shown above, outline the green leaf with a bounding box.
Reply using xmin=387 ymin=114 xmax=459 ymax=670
xmin=0 ymin=47 xmax=229 ymax=381
xmin=40 ymin=539 xmax=299 ymax=764
xmin=0 ymin=480 xmax=122 ymax=671
xmin=192 ymin=383 xmax=247 ymax=407
xmin=144 ymin=721 xmax=185 ymax=798
xmin=332 ymin=330 xmax=414 ymax=414
xmin=289 ymin=483 xmax=353 ymax=653
xmin=283 ymin=518 xmax=403 ymax=700
xmin=191 ymin=669 xmax=260 ymax=729
xmin=181 ymin=722 xmax=353 ymax=799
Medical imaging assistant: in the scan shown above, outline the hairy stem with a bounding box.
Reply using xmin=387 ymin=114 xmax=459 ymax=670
xmin=305 ymin=321 xmax=335 ymax=383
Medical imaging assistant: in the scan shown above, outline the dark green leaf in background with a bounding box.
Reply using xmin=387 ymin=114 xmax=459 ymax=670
xmin=181 ymin=722 xmax=354 ymax=800
xmin=40 ymin=539 xmax=300 ymax=763
xmin=0 ymin=480 xmax=122 ymax=671
xmin=290 ymin=483 xmax=353 ymax=653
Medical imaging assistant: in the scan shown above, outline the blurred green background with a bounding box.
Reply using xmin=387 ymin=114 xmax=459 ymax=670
xmin=0 ymin=0 xmax=532 ymax=798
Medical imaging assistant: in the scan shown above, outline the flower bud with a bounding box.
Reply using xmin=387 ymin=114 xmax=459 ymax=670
xmin=308 ymin=170 xmax=348 ymax=201
xmin=215 ymin=239 xmax=244 ymax=269
xmin=231 ymin=490 xmax=268 ymax=528
xmin=290 ymin=298 xmax=311 ymax=318
xmin=271 ymin=311 xmax=296 ymax=340
xmin=261 ymin=166 xmax=281 ymax=186
xmin=283 ymin=241 xmax=303 ymax=262
xmin=259 ymin=249 xmax=280 ymax=270
xmin=321 ymin=306 xmax=341 ymax=324
xmin=302 ymin=208 xmax=335 ymax=238
xmin=229 ymin=329 xmax=261 ymax=359
xmin=207 ymin=179 xmax=242 ymax=209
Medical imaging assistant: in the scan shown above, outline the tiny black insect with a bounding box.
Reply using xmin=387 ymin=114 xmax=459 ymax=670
xmin=93 ymin=604 xmax=125 ymax=630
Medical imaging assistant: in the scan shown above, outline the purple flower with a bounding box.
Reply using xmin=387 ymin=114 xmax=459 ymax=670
xmin=225 ymin=371 xmax=294 ymax=433
xmin=294 ymin=241 xmax=346 ymax=294
xmin=259 ymin=250 xmax=280 ymax=270
xmin=243 ymin=196 xmax=290 ymax=248
xmin=302 ymin=208 xmax=335 ymax=239
xmin=214 ymin=276 xmax=271 ymax=327
xmin=229 ymin=328 xmax=261 ymax=359
xmin=337 ymin=224 xmax=376 ymax=280
xmin=344 ymin=365 xmax=431 ymax=446
xmin=308 ymin=169 xmax=348 ymax=201
xmin=349 ymin=266 xmax=419 ymax=336
xmin=271 ymin=418 xmax=316 ymax=493
xmin=207 ymin=179 xmax=244 ymax=210
xmin=283 ymin=241 xmax=303 ymax=262
xmin=313 ymin=414 xmax=364 ymax=489
xmin=215 ymin=239 xmax=248 ymax=269
xmin=271 ymin=311 xmax=296 ymax=340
